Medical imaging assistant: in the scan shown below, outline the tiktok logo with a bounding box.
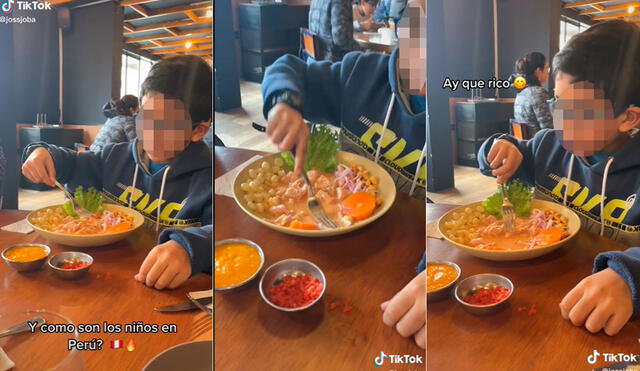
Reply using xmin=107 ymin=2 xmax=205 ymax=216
xmin=1 ymin=0 xmax=14 ymax=13
xmin=587 ymin=349 xmax=600 ymax=365
xmin=374 ymin=351 xmax=387 ymax=366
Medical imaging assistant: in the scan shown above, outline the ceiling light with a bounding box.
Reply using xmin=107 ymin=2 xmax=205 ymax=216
xmin=185 ymin=41 xmax=193 ymax=49
xmin=205 ymin=9 xmax=212 ymax=18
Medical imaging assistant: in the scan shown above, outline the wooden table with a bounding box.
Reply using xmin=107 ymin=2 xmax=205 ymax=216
xmin=427 ymin=203 xmax=640 ymax=371
xmin=215 ymin=147 xmax=425 ymax=370
xmin=0 ymin=211 xmax=212 ymax=371
xmin=354 ymin=32 xmax=397 ymax=54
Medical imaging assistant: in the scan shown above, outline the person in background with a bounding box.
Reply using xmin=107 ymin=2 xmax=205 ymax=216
xmin=373 ymin=0 xmax=406 ymax=25
xmin=353 ymin=0 xmax=382 ymax=32
xmin=309 ymin=0 xmax=361 ymax=61
xmin=90 ymin=95 xmax=139 ymax=152
xmin=262 ymin=0 xmax=426 ymax=348
xmin=512 ymin=52 xmax=552 ymax=132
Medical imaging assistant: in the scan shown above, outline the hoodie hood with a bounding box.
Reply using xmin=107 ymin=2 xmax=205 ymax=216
xmin=130 ymin=138 xmax=211 ymax=178
xmin=573 ymin=133 xmax=640 ymax=175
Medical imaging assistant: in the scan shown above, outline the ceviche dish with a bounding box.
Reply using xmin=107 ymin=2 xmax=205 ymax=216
xmin=237 ymin=127 xmax=385 ymax=230
xmin=441 ymin=181 xmax=574 ymax=252
xmin=30 ymin=187 xmax=134 ymax=235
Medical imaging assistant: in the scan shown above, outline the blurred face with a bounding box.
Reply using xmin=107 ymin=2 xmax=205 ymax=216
xmin=552 ymin=76 xmax=620 ymax=157
xmin=136 ymin=92 xmax=193 ymax=163
xmin=397 ymin=0 xmax=426 ymax=95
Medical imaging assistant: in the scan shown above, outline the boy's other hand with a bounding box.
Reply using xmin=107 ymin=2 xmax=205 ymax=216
xmin=559 ymin=268 xmax=633 ymax=336
xmin=380 ymin=271 xmax=426 ymax=349
xmin=22 ymin=147 xmax=56 ymax=187
xmin=266 ymin=103 xmax=309 ymax=174
xmin=487 ymin=139 xmax=523 ymax=184
xmin=135 ymin=240 xmax=192 ymax=290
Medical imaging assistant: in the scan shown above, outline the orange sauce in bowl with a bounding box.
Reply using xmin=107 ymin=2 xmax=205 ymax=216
xmin=427 ymin=264 xmax=458 ymax=292
xmin=5 ymin=246 xmax=48 ymax=262
xmin=215 ymin=243 xmax=262 ymax=288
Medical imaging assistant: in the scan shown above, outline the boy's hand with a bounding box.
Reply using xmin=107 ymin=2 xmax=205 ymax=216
xmin=22 ymin=147 xmax=56 ymax=187
xmin=135 ymin=240 xmax=192 ymax=290
xmin=380 ymin=271 xmax=426 ymax=349
xmin=362 ymin=20 xmax=373 ymax=31
xmin=266 ymin=103 xmax=309 ymax=174
xmin=486 ymin=139 xmax=523 ymax=184
xmin=559 ymin=268 xmax=633 ymax=336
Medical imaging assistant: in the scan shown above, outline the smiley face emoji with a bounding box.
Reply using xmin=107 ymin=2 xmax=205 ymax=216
xmin=513 ymin=76 xmax=527 ymax=90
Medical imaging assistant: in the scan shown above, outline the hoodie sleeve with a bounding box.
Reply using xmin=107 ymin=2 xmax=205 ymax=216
xmin=22 ymin=142 xmax=105 ymax=190
xmin=262 ymin=52 xmax=363 ymax=126
xmin=416 ymin=252 xmax=426 ymax=273
xmin=159 ymin=225 xmax=213 ymax=276
xmin=477 ymin=129 xmax=553 ymax=185
xmin=593 ymin=247 xmax=640 ymax=319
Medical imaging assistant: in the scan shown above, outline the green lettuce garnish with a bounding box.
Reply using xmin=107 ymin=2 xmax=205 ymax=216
xmin=280 ymin=125 xmax=339 ymax=172
xmin=482 ymin=179 xmax=534 ymax=219
xmin=62 ymin=186 xmax=104 ymax=217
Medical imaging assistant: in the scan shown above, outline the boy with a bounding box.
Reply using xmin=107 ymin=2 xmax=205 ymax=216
xmin=262 ymin=0 xmax=426 ymax=348
xmin=22 ymin=55 xmax=212 ymax=290
xmin=478 ymin=20 xmax=640 ymax=336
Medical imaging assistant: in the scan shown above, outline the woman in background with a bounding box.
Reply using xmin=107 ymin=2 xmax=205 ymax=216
xmin=513 ymin=52 xmax=552 ymax=131
xmin=90 ymin=95 xmax=139 ymax=152
xmin=353 ymin=0 xmax=382 ymax=31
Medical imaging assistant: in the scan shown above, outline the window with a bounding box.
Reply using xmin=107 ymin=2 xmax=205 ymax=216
xmin=560 ymin=16 xmax=590 ymax=50
xmin=120 ymin=52 xmax=154 ymax=98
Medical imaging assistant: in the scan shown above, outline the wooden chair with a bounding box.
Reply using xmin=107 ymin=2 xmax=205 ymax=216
xmin=509 ymin=119 xmax=538 ymax=140
xmin=299 ymin=28 xmax=322 ymax=62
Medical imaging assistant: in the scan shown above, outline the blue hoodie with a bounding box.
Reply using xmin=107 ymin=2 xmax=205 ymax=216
xmin=262 ymin=49 xmax=426 ymax=199
xmin=22 ymin=139 xmax=212 ymax=276
xmin=478 ymin=129 xmax=640 ymax=318
xmin=262 ymin=49 xmax=426 ymax=271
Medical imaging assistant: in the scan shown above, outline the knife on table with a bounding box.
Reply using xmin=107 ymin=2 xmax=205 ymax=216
xmin=154 ymin=297 xmax=212 ymax=313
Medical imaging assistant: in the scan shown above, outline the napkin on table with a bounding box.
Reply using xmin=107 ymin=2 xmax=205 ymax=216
xmin=426 ymin=221 xmax=443 ymax=240
xmin=1 ymin=219 xmax=34 ymax=234
xmin=214 ymin=155 xmax=263 ymax=198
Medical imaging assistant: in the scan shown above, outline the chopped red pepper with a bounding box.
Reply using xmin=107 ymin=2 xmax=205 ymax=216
xmin=58 ymin=261 xmax=90 ymax=270
xmin=517 ymin=306 xmax=527 ymax=313
xmin=463 ymin=286 xmax=510 ymax=306
xmin=105 ymin=273 xmax=112 ymax=280
xmin=528 ymin=303 xmax=537 ymax=316
xmin=329 ymin=301 xmax=341 ymax=311
xmin=343 ymin=304 xmax=353 ymax=313
xmin=96 ymin=274 xmax=103 ymax=279
xmin=268 ymin=274 xmax=323 ymax=309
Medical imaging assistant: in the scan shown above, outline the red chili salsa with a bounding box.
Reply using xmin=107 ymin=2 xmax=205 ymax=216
xmin=57 ymin=259 xmax=91 ymax=270
xmin=463 ymin=285 xmax=510 ymax=306
xmin=268 ymin=273 xmax=323 ymax=308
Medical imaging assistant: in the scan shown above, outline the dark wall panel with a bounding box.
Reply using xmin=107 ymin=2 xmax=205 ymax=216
xmin=497 ymin=0 xmax=561 ymax=98
xmin=63 ymin=2 xmax=123 ymax=125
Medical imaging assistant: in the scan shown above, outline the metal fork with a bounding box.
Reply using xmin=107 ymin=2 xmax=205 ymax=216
xmin=501 ymin=184 xmax=516 ymax=233
xmin=300 ymin=171 xmax=339 ymax=229
xmin=54 ymin=181 xmax=90 ymax=217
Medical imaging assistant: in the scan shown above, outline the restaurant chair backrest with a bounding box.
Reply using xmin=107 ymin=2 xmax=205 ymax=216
xmin=509 ymin=119 xmax=537 ymax=140
xmin=74 ymin=143 xmax=90 ymax=152
xmin=300 ymin=28 xmax=322 ymax=62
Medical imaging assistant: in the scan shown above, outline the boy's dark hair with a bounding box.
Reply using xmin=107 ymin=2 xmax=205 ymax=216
xmin=140 ymin=55 xmax=212 ymax=125
xmin=363 ymin=0 xmax=379 ymax=6
xmin=515 ymin=52 xmax=546 ymax=87
xmin=113 ymin=94 xmax=139 ymax=116
xmin=553 ymin=20 xmax=640 ymax=116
